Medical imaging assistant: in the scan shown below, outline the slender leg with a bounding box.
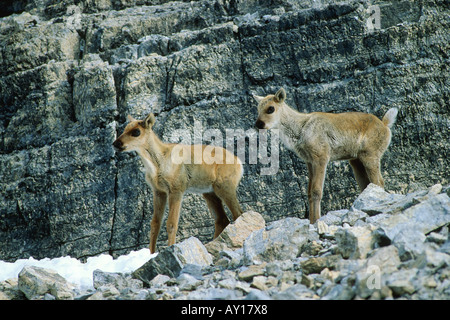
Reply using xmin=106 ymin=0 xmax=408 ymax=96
xmin=213 ymin=184 xmax=243 ymax=221
xmin=166 ymin=192 xmax=183 ymax=246
xmin=359 ymin=154 xmax=385 ymax=188
xmin=308 ymin=160 xmax=328 ymax=224
xmin=149 ymin=190 xmax=167 ymax=254
xmin=349 ymin=159 xmax=371 ymax=192
xmin=203 ymin=192 xmax=230 ymax=238
xmin=306 ymin=162 xmax=313 ymax=221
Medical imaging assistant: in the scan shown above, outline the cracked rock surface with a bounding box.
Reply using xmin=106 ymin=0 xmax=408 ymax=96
xmin=0 ymin=0 xmax=449 ymax=261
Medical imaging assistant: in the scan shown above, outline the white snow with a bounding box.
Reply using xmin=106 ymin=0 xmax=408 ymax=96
xmin=0 ymin=249 xmax=157 ymax=290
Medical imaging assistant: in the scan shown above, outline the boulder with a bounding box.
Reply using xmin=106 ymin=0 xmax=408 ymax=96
xmin=132 ymin=237 xmax=212 ymax=285
xmin=243 ymin=217 xmax=310 ymax=264
xmin=335 ymin=225 xmax=377 ymax=259
xmin=205 ymin=211 xmax=265 ymax=259
xmin=373 ymin=193 xmax=450 ymax=259
xmin=300 ymin=255 xmax=341 ymax=275
xmin=351 ymin=183 xmax=405 ymax=216
xmin=18 ymin=266 xmax=75 ymax=300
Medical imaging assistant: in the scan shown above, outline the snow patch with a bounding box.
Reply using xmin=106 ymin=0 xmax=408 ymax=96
xmin=0 ymin=249 xmax=157 ymax=290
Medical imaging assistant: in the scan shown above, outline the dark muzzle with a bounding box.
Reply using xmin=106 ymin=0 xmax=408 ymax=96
xmin=255 ymin=120 xmax=265 ymax=129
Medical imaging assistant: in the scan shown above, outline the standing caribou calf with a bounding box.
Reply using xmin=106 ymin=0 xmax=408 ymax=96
xmin=254 ymin=88 xmax=398 ymax=224
xmin=113 ymin=113 xmax=243 ymax=253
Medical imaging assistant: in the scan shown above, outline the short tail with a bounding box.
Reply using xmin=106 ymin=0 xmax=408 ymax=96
xmin=382 ymin=108 xmax=398 ymax=128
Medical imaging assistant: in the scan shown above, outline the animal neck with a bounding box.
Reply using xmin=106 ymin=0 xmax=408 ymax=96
xmin=279 ymin=104 xmax=308 ymax=133
xmin=136 ymin=133 xmax=167 ymax=172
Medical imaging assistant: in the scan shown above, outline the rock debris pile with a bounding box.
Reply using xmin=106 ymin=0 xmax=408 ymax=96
xmin=1 ymin=184 xmax=448 ymax=300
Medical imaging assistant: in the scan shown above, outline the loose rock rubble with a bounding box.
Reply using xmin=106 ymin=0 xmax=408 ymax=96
xmin=1 ymin=184 xmax=448 ymax=300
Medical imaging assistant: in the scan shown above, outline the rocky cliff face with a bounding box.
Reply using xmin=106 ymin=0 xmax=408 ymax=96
xmin=0 ymin=0 xmax=449 ymax=261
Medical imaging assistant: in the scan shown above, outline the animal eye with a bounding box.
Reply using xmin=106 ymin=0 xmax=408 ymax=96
xmin=131 ymin=129 xmax=141 ymax=137
xmin=266 ymin=106 xmax=275 ymax=114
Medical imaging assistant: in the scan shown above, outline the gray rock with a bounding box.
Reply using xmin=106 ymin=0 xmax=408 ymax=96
xmin=176 ymin=273 xmax=203 ymax=291
xmin=0 ymin=278 xmax=23 ymax=300
xmin=243 ymin=218 xmax=310 ymax=264
xmin=272 ymin=284 xmax=318 ymax=300
xmin=351 ymin=184 xmax=406 ymax=216
xmin=87 ymin=285 xmax=120 ymax=300
xmin=245 ymin=289 xmax=272 ymax=300
xmin=321 ymin=284 xmax=355 ymax=300
xmin=300 ymin=255 xmax=341 ymax=275
xmin=93 ymin=270 xmax=142 ymax=290
xmin=185 ymin=288 xmax=239 ymax=300
xmin=354 ymin=245 xmax=402 ymax=298
xmin=373 ymin=193 xmax=450 ymax=259
xmin=179 ymin=264 xmax=205 ymax=280
xmin=335 ymin=225 xmax=377 ymax=259
xmin=18 ymin=266 xmax=76 ymax=300
xmin=385 ymin=268 xmax=419 ymax=296
xmin=205 ymin=211 xmax=265 ymax=260
xmin=149 ymin=274 xmax=171 ymax=288
xmin=132 ymin=237 xmax=212 ymax=285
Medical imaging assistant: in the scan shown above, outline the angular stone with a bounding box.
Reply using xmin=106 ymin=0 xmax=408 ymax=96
xmin=373 ymin=193 xmax=450 ymax=259
xmin=237 ymin=264 xmax=266 ymax=282
xmin=319 ymin=210 xmax=348 ymax=226
xmin=386 ymin=269 xmax=419 ymax=296
xmin=18 ymin=266 xmax=75 ymax=300
xmin=336 ymin=225 xmax=376 ymax=259
xmin=244 ymin=289 xmax=272 ymax=300
xmin=0 ymin=278 xmax=23 ymax=300
xmin=272 ymin=284 xmax=318 ymax=300
xmin=176 ymin=273 xmax=202 ymax=291
xmin=132 ymin=237 xmax=212 ymax=285
xmin=175 ymin=237 xmax=213 ymax=266
xmin=300 ymin=255 xmax=341 ymax=275
xmin=243 ymin=218 xmax=310 ymax=264
xmin=351 ymin=184 xmax=405 ymax=216
xmin=251 ymin=276 xmax=269 ymax=291
xmin=93 ymin=270 xmax=142 ymax=290
xmin=149 ymin=274 xmax=171 ymax=287
xmin=205 ymin=211 xmax=265 ymax=259
xmin=354 ymin=245 xmax=402 ymax=298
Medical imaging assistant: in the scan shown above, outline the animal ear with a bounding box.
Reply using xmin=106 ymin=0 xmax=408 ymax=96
xmin=127 ymin=115 xmax=136 ymax=122
xmin=143 ymin=113 xmax=156 ymax=128
xmin=252 ymin=94 xmax=264 ymax=103
xmin=274 ymin=88 xmax=286 ymax=103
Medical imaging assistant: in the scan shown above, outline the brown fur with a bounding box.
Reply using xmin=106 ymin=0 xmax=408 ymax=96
xmin=113 ymin=113 xmax=243 ymax=253
xmin=254 ymin=88 xmax=398 ymax=223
